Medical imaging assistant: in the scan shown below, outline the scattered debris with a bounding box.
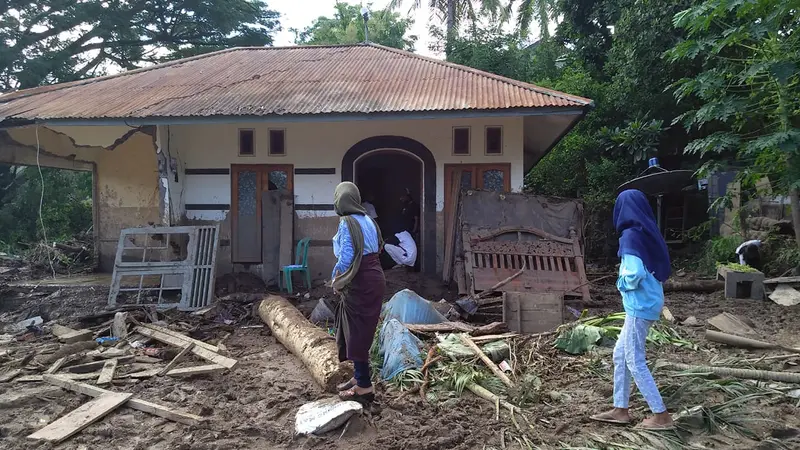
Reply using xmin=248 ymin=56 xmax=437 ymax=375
xmin=459 ymin=334 xmax=514 ymax=388
xmin=44 ymin=375 xmax=205 ymax=425
xmin=5 ymin=316 xmax=43 ymax=334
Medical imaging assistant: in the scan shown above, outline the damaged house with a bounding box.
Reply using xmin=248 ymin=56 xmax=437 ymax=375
xmin=0 ymin=44 xmax=592 ymax=285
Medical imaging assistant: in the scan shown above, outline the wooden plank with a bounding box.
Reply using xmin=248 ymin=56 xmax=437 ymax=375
xmin=43 ymin=375 xmax=205 ymax=426
xmin=27 ymin=392 xmax=132 ymax=443
xmin=52 ymin=324 xmax=93 ymax=344
xmin=17 ymin=372 xmax=103 ymax=383
xmin=66 ymin=356 xmax=133 ymax=373
xmin=46 ymin=357 xmax=68 ymax=374
xmin=405 ymin=322 xmax=475 ymax=334
xmin=158 ymin=343 xmax=195 ymax=376
xmin=51 ymin=324 xmax=76 ymax=338
xmin=126 ymin=368 xmax=163 ymax=379
xmin=502 ymin=292 xmax=563 ymax=334
xmin=134 ymin=326 xmax=237 ymax=369
xmin=96 ymin=359 xmax=118 ymax=386
xmin=166 ymin=364 xmax=226 ymax=377
xmin=443 ymin=174 xmax=461 ymax=283
xmin=135 ymin=323 xmax=219 ymax=352
xmin=459 ymin=334 xmax=514 ymax=388
xmin=764 ymin=276 xmax=800 ymax=285
xmin=0 ymin=369 xmax=22 ymax=382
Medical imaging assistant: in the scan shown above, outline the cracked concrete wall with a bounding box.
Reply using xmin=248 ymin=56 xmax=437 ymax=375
xmin=1 ymin=125 xmax=160 ymax=271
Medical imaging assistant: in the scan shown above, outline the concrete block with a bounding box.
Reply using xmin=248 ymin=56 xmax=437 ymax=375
xmin=717 ymin=267 xmax=765 ymax=300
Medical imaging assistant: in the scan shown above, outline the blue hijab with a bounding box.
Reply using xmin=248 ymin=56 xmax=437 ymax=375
xmin=613 ymin=189 xmax=671 ymax=282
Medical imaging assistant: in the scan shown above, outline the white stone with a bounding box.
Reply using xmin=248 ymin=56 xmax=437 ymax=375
xmin=295 ymin=397 xmax=363 ymax=435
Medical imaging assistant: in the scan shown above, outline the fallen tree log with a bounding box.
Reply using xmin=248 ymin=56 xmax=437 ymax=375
xmin=663 ymin=279 xmax=724 ymax=293
xmin=663 ymin=362 xmax=800 ymax=384
xmin=258 ymin=295 xmax=352 ymax=393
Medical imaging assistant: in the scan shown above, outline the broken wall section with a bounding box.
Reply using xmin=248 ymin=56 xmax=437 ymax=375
xmin=1 ymin=126 xmax=161 ymax=271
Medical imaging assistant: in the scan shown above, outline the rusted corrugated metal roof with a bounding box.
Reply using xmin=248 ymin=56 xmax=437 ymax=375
xmin=0 ymin=44 xmax=592 ymax=123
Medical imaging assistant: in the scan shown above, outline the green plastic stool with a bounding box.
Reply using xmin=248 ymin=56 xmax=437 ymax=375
xmin=279 ymin=237 xmax=312 ymax=294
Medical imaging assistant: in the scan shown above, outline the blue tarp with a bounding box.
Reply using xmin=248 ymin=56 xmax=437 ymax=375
xmin=379 ymin=319 xmax=424 ymax=380
xmin=377 ymin=289 xmax=445 ymax=381
xmin=382 ymin=289 xmax=447 ymax=325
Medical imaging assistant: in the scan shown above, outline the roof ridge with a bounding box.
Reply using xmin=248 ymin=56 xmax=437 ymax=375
xmin=366 ymin=43 xmax=593 ymax=106
xmin=0 ymin=47 xmax=245 ymax=104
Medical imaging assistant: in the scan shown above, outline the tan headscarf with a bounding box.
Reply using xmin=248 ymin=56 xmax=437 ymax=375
xmin=331 ymin=182 xmax=383 ymax=291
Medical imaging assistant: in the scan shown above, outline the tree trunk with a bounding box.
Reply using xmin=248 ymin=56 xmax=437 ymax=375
xmin=790 ymin=188 xmax=800 ymax=253
xmin=662 ymin=279 xmax=724 ymax=293
xmin=258 ymin=295 xmax=352 ymax=393
xmin=445 ymin=0 xmax=456 ymax=57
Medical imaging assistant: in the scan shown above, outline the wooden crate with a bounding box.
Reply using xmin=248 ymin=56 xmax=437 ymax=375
xmin=502 ymin=292 xmax=564 ymax=334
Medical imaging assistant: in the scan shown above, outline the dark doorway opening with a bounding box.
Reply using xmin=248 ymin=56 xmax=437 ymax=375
xmin=355 ymin=150 xmax=423 ymax=271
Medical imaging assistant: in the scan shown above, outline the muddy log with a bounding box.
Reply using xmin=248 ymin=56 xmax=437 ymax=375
xmin=663 ymin=279 xmax=724 ymax=293
xmin=258 ymin=295 xmax=352 ymax=393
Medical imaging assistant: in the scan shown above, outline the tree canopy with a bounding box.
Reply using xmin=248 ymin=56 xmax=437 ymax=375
xmin=0 ymin=0 xmax=280 ymax=91
xmin=294 ymin=2 xmax=416 ymax=51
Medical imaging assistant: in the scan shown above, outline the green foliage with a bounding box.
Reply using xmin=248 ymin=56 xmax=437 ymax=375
xmin=0 ymin=0 xmax=280 ymax=91
xmin=294 ymin=2 xmax=417 ymax=51
xmin=0 ymin=165 xmax=92 ymax=251
xmin=667 ymin=0 xmax=800 ymax=211
xmin=695 ymin=236 xmax=739 ymax=275
xmin=599 ymin=118 xmax=666 ymax=163
xmin=717 ymin=262 xmax=759 ymax=273
xmin=445 ymin=28 xmax=537 ymax=80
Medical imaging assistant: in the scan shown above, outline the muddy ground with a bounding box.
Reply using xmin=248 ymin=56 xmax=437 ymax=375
xmin=1 ymin=268 xmax=799 ymax=450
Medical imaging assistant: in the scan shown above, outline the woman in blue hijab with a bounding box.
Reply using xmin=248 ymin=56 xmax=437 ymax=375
xmin=591 ymin=189 xmax=673 ymax=430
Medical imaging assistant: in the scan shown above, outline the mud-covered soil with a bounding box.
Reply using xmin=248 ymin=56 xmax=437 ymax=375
xmin=1 ymin=271 xmax=799 ymax=450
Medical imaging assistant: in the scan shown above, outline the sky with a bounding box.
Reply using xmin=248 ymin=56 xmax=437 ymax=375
xmin=269 ymin=0 xmax=435 ymax=58
xmin=267 ymin=0 xmax=551 ymax=59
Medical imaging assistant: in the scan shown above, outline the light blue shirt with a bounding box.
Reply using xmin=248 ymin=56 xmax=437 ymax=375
xmin=332 ymin=214 xmax=380 ymax=279
xmin=617 ymin=254 xmax=664 ymax=321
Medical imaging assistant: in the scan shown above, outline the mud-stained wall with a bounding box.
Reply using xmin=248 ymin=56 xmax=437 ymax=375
xmin=2 ymin=126 xmax=160 ymax=270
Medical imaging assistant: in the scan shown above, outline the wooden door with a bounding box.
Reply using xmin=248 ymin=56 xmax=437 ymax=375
xmin=231 ymin=164 xmax=294 ymax=264
xmin=443 ymin=163 xmax=511 ymax=250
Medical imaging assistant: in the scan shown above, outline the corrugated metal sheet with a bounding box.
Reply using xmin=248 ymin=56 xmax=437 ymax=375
xmin=0 ymin=44 xmax=592 ymax=122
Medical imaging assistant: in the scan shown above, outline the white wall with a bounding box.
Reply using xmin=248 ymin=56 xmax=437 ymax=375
xmin=169 ymin=116 xmax=525 ymax=219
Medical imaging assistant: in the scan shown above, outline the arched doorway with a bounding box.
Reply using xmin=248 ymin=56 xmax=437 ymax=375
xmin=342 ymin=136 xmax=436 ymax=275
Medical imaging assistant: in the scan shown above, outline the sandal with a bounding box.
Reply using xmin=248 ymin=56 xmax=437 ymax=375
xmin=634 ymin=422 xmax=675 ymax=431
xmin=339 ymin=387 xmax=375 ymax=405
xmin=337 ymin=378 xmax=356 ymax=392
xmin=589 ymin=412 xmax=631 ymax=425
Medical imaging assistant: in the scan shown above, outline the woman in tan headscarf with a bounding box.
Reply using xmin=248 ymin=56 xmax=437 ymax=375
xmin=331 ymin=182 xmax=385 ymax=403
